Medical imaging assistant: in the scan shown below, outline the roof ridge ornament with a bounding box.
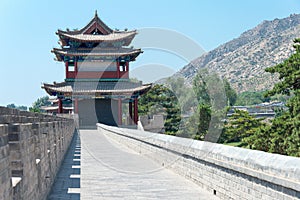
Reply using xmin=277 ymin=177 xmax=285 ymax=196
xmin=95 ymin=10 xmax=98 ymax=18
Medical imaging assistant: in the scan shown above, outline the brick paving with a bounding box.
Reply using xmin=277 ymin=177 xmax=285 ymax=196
xmin=48 ymin=129 xmax=219 ymax=200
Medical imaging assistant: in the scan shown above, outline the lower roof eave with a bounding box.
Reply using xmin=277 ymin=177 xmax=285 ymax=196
xmin=42 ymin=83 xmax=152 ymax=97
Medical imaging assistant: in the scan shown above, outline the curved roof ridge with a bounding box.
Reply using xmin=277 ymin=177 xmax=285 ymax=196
xmin=80 ymin=10 xmax=113 ymax=34
xmin=57 ymin=11 xmax=113 ymax=35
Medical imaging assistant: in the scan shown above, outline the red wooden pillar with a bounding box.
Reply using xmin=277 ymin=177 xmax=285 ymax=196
xmin=126 ymin=62 xmax=129 ymax=71
xmin=58 ymin=99 xmax=63 ymax=114
xmin=125 ymin=62 xmax=129 ymax=78
xmin=129 ymin=101 xmax=133 ymax=125
xmin=134 ymin=97 xmax=138 ymax=124
xmin=74 ymin=61 xmax=78 ymax=77
xmin=116 ymin=61 xmax=120 ymax=78
xmin=118 ymin=98 xmax=122 ymax=125
xmin=65 ymin=61 xmax=69 ymax=79
xmin=74 ymin=98 xmax=78 ymax=114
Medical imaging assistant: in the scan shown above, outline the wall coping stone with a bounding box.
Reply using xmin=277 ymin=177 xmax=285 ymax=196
xmin=97 ymin=123 xmax=300 ymax=192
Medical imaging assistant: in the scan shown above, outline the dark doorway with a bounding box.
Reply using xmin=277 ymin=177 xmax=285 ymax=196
xmin=95 ymin=99 xmax=118 ymax=126
xmin=78 ymin=99 xmax=118 ymax=128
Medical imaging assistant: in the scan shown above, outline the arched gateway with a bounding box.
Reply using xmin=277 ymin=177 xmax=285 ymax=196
xmin=42 ymin=11 xmax=151 ymax=128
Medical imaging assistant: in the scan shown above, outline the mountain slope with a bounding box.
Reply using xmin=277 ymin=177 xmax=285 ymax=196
xmin=176 ymin=14 xmax=300 ymax=93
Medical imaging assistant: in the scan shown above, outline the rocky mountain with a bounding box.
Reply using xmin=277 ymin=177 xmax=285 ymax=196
xmin=176 ymin=14 xmax=300 ymax=93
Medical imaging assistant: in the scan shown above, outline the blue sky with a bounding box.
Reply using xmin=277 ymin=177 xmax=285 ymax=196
xmin=0 ymin=0 xmax=299 ymax=107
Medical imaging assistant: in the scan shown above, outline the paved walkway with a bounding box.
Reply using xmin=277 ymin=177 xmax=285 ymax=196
xmin=49 ymin=129 xmax=219 ymax=200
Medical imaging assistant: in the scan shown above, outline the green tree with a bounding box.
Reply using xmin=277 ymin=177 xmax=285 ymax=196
xmin=6 ymin=104 xmax=16 ymax=109
xmin=220 ymin=109 xmax=266 ymax=147
xmin=7 ymin=104 xmax=27 ymax=111
xmin=184 ymin=70 xmax=211 ymax=139
xmin=265 ymin=39 xmax=300 ymax=96
xmin=242 ymin=123 xmax=271 ymax=152
xmin=235 ymin=91 xmax=270 ymax=106
xmin=193 ymin=69 xmax=211 ymax=105
xmin=29 ymin=96 xmax=51 ymax=113
xmin=16 ymin=106 xmax=27 ymax=111
xmin=138 ymin=84 xmax=181 ymax=135
xmin=195 ymin=104 xmax=211 ymax=140
xmin=166 ymin=77 xmax=197 ymax=114
xmin=263 ymin=38 xmax=300 ymax=156
xmin=184 ymin=69 xmax=227 ymax=141
xmin=224 ymin=79 xmax=237 ymax=106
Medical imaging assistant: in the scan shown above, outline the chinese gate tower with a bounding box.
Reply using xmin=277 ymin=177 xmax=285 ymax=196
xmin=42 ymin=11 xmax=151 ymax=128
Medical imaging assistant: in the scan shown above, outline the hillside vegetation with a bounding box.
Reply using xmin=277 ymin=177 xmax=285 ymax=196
xmin=175 ymin=14 xmax=300 ymax=93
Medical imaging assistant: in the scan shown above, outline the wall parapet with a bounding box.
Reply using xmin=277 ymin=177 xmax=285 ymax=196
xmin=97 ymin=123 xmax=300 ymax=200
xmin=0 ymin=106 xmax=75 ymax=200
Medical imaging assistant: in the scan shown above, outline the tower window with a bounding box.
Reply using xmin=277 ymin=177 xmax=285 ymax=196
xmin=68 ymin=66 xmax=75 ymax=72
xmin=120 ymin=62 xmax=126 ymax=72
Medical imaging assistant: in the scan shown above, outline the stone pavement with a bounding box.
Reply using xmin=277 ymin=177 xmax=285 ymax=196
xmin=49 ymin=129 xmax=220 ymax=200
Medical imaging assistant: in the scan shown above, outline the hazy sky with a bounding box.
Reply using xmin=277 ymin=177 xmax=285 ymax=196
xmin=0 ymin=0 xmax=299 ymax=107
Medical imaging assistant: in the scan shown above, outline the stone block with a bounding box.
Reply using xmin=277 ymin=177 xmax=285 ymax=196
xmin=10 ymin=160 xmax=23 ymax=170
xmin=9 ymin=150 xmax=21 ymax=160
xmin=0 ymin=171 xmax=12 ymax=199
xmin=0 ymin=146 xmax=9 ymax=161
xmin=9 ymin=141 xmax=22 ymax=151
xmin=8 ymin=124 xmax=20 ymax=133
xmin=0 ymin=124 xmax=8 ymax=136
xmin=8 ymin=133 xmax=20 ymax=142
xmin=0 ymin=156 xmax=9 ymax=174
xmin=0 ymin=135 xmax=8 ymax=148
xmin=0 ymin=167 xmax=10 ymax=184
xmin=0 ymin=115 xmax=11 ymax=124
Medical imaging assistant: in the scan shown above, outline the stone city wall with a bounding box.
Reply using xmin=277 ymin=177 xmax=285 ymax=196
xmin=98 ymin=123 xmax=300 ymax=200
xmin=0 ymin=107 xmax=75 ymax=200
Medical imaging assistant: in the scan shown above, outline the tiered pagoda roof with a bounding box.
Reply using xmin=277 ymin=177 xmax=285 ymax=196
xmin=43 ymin=11 xmax=150 ymax=99
xmin=53 ymin=11 xmax=142 ymax=61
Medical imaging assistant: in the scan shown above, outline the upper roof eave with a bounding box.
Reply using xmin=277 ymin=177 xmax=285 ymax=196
xmin=56 ymin=30 xmax=137 ymax=43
